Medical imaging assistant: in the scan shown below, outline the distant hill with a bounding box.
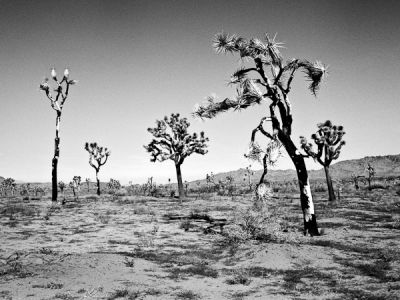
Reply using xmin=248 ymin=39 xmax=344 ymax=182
xmin=190 ymin=154 xmax=400 ymax=185
xmin=1 ymin=154 xmax=400 ymax=186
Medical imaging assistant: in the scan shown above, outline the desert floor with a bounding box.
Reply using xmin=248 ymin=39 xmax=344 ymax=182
xmin=1 ymin=188 xmax=400 ymax=300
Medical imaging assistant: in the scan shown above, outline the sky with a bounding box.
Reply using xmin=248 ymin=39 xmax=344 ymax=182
xmin=0 ymin=0 xmax=399 ymax=184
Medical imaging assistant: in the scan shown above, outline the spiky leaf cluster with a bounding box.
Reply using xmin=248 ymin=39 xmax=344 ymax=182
xmin=39 ymin=68 xmax=77 ymax=112
xmin=194 ymin=32 xmax=327 ymax=120
xmin=246 ymin=139 xmax=282 ymax=166
xmin=144 ymin=113 xmax=209 ymax=165
xmin=84 ymin=142 xmax=111 ymax=171
xmin=300 ymin=120 xmax=345 ymax=166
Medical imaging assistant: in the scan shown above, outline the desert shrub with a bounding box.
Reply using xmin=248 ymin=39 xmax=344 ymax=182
xmin=1 ymin=204 xmax=38 ymax=218
xmin=124 ymin=257 xmax=135 ymax=268
xmin=83 ymin=194 xmax=100 ymax=201
xmin=179 ymin=219 xmax=192 ymax=231
xmin=226 ymin=268 xmax=252 ymax=285
xmin=370 ymin=183 xmax=386 ymax=190
xmin=272 ymin=186 xmax=280 ymax=193
xmin=133 ymin=205 xmax=155 ymax=215
xmin=313 ymin=184 xmax=327 ymax=192
xmin=222 ymin=207 xmax=297 ymax=245
xmin=391 ymin=216 xmax=400 ymax=229
xmin=114 ymin=188 xmax=128 ymax=197
xmin=175 ymin=290 xmax=200 ymax=300
xmin=221 ymin=224 xmax=251 ymax=247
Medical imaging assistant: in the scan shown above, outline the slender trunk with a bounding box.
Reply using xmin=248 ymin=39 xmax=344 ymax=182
xmin=278 ymin=131 xmax=319 ymax=236
xmin=96 ymin=171 xmax=101 ymax=196
xmin=52 ymin=112 xmax=61 ymax=202
xmin=175 ymin=163 xmax=185 ymax=204
xmin=324 ymin=166 xmax=336 ymax=202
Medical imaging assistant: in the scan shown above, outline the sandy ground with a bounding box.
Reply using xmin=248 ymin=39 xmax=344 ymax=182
xmin=1 ymin=188 xmax=400 ymax=300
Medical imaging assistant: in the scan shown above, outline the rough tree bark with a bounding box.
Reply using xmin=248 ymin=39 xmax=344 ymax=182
xmin=51 ymin=111 xmax=61 ymax=201
xmin=175 ymin=163 xmax=185 ymax=203
xmin=277 ymin=128 xmax=319 ymax=236
xmin=324 ymin=166 xmax=336 ymax=202
xmin=96 ymin=171 xmax=100 ymax=196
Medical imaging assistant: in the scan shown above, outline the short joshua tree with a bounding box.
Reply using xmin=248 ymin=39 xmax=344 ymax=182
xmin=300 ymin=120 xmax=346 ymax=202
xmin=144 ymin=113 xmax=209 ymax=202
xmin=351 ymin=173 xmax=365 ymax=190
xmin=58 ymin=181 xmax=66 ymax=194
xmin=366 ymin=163 xmax=375 ymax=190
xmin=107 ymin=178 xmax=121 ymax=193
xmin=243 ymin=165 xmax=255 ymax=192
xmin=84 ymin=142 xmax=111 ymax=196
xmin=39 ymin=68 xmax=77 ymax=202
xmin=206 ymin=172 xmax=215 ymax=192
xmin=85 ymin=178 xmax=90 ymax=192
xmin=70 ymin=176 xmax=81 ymax=198
xmin=2 ymin=178 xmax=16 ymax=197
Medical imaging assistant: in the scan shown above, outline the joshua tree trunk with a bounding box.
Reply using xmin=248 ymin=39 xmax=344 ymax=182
xmin=96 ymin=171 xmax=101 ymax=196
xmin=324 ymin=166 xmax=336 ymax=202
xmin=52 ymin=112 xmax=61 ymax=202
xmin=278 ymin=131 xmax=319 ymax=236
xmin=175 ymin=163 xmax=185 ymax=203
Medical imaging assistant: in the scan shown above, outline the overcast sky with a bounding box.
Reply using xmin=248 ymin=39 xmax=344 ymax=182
xmin=0 ymin=0 xmax=399 ymax=184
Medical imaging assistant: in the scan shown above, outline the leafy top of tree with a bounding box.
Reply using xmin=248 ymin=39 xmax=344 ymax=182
xmin=193 ymin=32 xmax=327 ymax=137
xmin=144 ymin=113 xmax=209 ymax=165
xmin=300 ymin=120 xmax=346 ymax=166
xmin=39 ymin=68 xmax=77 ymax=113
xmin=84 ymin=142 xmax=111 ymax=171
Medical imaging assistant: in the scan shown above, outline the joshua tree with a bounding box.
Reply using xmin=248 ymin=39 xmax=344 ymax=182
xmin=193 ymin=32 xmax=328 ymax=236
xmin=58 ymin=181 xmax=66 ymax=193
xmin=107 ymin=178 xmax=121 ymax=193
xmin=243 ymin=165 xmax=255 ymax=192
xmin=351 ymin=173 xmax=361 ymax=190
xmin=144 ymin=113 xmax=209 ymax=202
xmin=2 ymin=178 xmax=16 ymax=196
xmin=300 ymin=120 xmax=346 ymax=202
xmin=366 ymin=163 xmax=375 ymax=190
xmin=70 ymin=176 xmax=81 ymax=198
xmin=85 ymin=178 xmax=91 ymax=192
xmin=84 ymin=142 xmax=111 ymax=195
xmin=184 ymin=180 xmax=189 ymax=196
xmin=225 ymin=175 xmax=235 ymax=197
xmin=206 ymin=172 xmax=218 ymax=192
xmin=39 ymin=68 xmax=77 ymax=202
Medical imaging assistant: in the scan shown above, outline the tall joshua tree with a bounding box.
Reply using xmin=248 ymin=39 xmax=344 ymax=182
xmin=84 ymin=142 xmax=110 ymax=195
xmin=193 ymin=32 xmax=327 ymax=236
xmin=300 ymin=120 xmax=346 ymax=202
xmin=39 ymin=68 xmax=77 ymax=201
xmin=144 ymin=113 xmax=209 ymax=202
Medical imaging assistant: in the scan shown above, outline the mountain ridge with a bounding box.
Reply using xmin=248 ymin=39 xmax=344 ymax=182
xmin=190 ymin=154 xmax=400 ymax=185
